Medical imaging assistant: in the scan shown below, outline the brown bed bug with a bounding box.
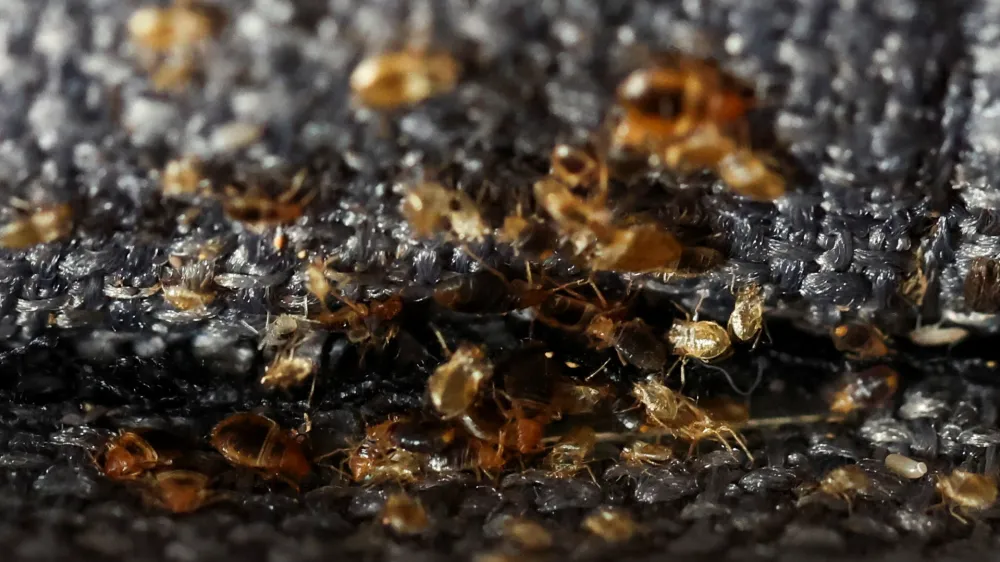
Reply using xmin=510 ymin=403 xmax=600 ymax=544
xmin=161 ymin=155 xmax=206 ymax=198
xmin=551 ymin=379 xmax=613 ymax=416
xmin=427 ymin=344 xmax=494 ymax=420
xmin=831 ymin=321 xmax=892 ymax=360
xmin=304 ymin=260 xmax=402 ymax=348
xmin=0 ymin=201 xmax=73 ymax=249
xmin=582 ymin=507 xmax=641 ymax=543
xmin=128 ymin=0 xmax=225 ymax=54
xmin=221 ymin=171 xmax=314 ymax=234
xmin=612 ymin=59 xmax=784 ymax=201
xmin=380 ymin=492 xmax=430 ymax=535
xmin=162 ymin=259 xmax=217 ymax=311
xmin=666 ymin=313 xmax=733 ymax=385
xmin=817 ymin=465 xmax=871 ymax=508
xmin=936 ymin=469 xmax=998 ymax=523
xmin=549 ymin=142 xmax=607 ymax=203
xmin=341 ymin=417 xmax=424 ymax=485
xmin=127 ymin=0 xmax=226 ymax=91
xmin=829 ymin=365 xmax=899 ymax=415
xmin=632 ymin=379 xmax=751 ymax=458
xmin=401 ymin=182 xmax=490 ymax=243
xmin=260 ymin=345 xmax=316 ymax=390
xmin=587 ymin=223 xmax=684 ymax=273
xmin=210 ymin=413 xmax=311 ymax=488
xmin=501 ymin=517 xmax=554 ymax=551
xmin=142 ymin=470 xmax=216 ymax=514
xmin=350 ymin=50 xmax=460 ymax=110
xmin=533 ymin=176 xmax=615 ymax=254
xmin=728 ymin=283 xmax=764 ymax=344
xmin=586 ymin=316 xmax=669 ymax=372
xmin=667 ymin=318 xmax=732 ymax=363
xmin=544 ymin=426 xmax=597 ymax=479
xmin=101 ymin=431 xmax=172 ymax=481
xmin=619 ymin=440 xmax=674 ymax=466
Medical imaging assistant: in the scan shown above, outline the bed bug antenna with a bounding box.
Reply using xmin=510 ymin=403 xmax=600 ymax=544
xmin=699 ymin=361 xmax=763 ymax=397
xmin=586 ymin=357 xmax=613 ymax=381
xmin=460 ymin=244 xmax=510 ymax=288
xmin=429 ymin=323 xmax=451 ymax=357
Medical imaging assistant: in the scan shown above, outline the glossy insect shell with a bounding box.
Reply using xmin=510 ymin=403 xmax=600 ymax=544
xmin=210 ymin=413 xmax=310 ymax=482
xmin=729 ymin=284 xmax=763 ymax=342
xmin=103 ymin=431 xmax=159 ymax=479
xmin=820 ymin=465 xmax=869 ymax=496
xmin=667 ymin=319 xmax=731 ymax=360
xmin=381 ymin=493 xmax=430 ymax=535
xmin=150 ymin=470 xmax=212 ymax=514
xmin=937 ymin=469 xmax=998 ymax=510
xmin=614 ymin=318 xmax=668 ymax=371
xmin=427 ymin=345 xmax=492 ymax=419
xmin=350 ymin=51 xmax=459 ymax=110
xmin=829 ymin=365 xmax=899 ymax=414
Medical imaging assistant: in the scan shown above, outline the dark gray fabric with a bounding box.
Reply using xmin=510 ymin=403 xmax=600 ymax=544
xmin=0 ymin=0 xmax=999 ymax=560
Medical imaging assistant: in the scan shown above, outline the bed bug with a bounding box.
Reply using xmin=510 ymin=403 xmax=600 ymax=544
xmin=533 ymin=177 xmax=615 ymax=254
xmin=259 ymin=314 xmax=310 ymax=350
xmin=666 ymin=315 xmax=733 ymax=385
xmin=401 ymin=182 xmax=490 ymax=242
xmin=551 ymin=379 xmax=613 ymax=416
xmin=588 ymin=223 xmax=684 ymax=273
xmin=496 ymin=401 xmax=548 ymax=456
xmin=388 ymin=418 xmax=457 ymax=455
xmin=619 ymin=440 xmax=674 ymax=466
xmin=142 ymin=470 xmax=216 ymax=514
xmin=380 ymin=493 xmax=430 ymax=535
xmin=221 ymin=171 xmax=314 ymax=233
xmin=0 ymin=201 xmax=73 ymax=249
xmin=259 ymin=344 xmax=316 ymax=390
xmin=728 ymin=283 xmax=764 ymax=344
xmin=667 ymin=318 xmax=732 ymax=363
xmin=632 ymin=379 xmax=751 ymax=459
xmin=427 ymin=344 xmax=494 ymax=420
xmin=161 ymin=156 xmax=206 ymax=198
xmin=544 ymin=426 xmax=597 ymax=479
xmin=884 ymin=453 xmax=927 ymax=480
xmin=432 ymin=436 xmax=508 ymax=478
xmin=162 ymin=259 xmax=217 ymax=310
xmin=350 ymin=50 xmax=460 ymax=110
xmin=305 ymin=260 xmax=402 ymax=346
xmin=963 ymin=257 xmax=1000 ymax=313
xmin=128 ymin=0 xmax=225 ymax=53
xmin=430 ymin=271 xmax=513 ymax=314
xmin=343 ymin=418 xmax=424 ymax=485
xmin=100 ymin=431 xmax=170 ymax=481
xmin=128 ymin=1 xmax=225 ymax=91
xmin=501 ymin=517 xmax=553 ymax=551
xmin=829 ymin=365 xmax=899 ymax=414
xmin=495 ymin=402 xmax=547 ymax=456
xmin=612 ymin=60 xmax=784 ymax=201
xmin=497 ymin=210 xmax=560 ymax=259
xmin=936 ymin=469 xmax=998 ymax=523
xmin=210 ymin=413 xmax=311 ymax=488
xmin=817 ymin=465 xmax=871 ymax=508
xmin=652 ymin=246 xmax=726 ymax=282
xmin=586 ymin=316 xmax=669 ymax=372
xmin=831 ymin=321 xmax=892 ymax=360
xmin=582 ymin=507 xmax=641 ymax=543
xmin=549 ymin=142 xmax=606 ymax=202
xmin=631 ymin=379 xmax=686 ymax=428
